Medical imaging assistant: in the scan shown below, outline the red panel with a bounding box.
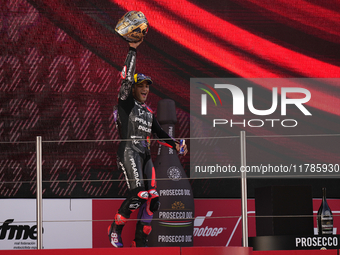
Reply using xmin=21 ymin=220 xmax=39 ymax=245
xmin=181 ymin=246 xmax=253 ymax=255
xmin=92 ymin=199 xmax=138 ymax=248
xmin=193 ymin=199 xmax=256 ymax=247
xmin=93 ymin=199 xmax=257 ymax=247
xmin=0 ymin=247 xmax=181 ymax=255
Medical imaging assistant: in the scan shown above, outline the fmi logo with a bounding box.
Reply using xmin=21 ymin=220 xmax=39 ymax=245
xmin=0 ymin=219 xmax=39 ymax=240
xmin=199 ymin=82 xmax=312 ymax=128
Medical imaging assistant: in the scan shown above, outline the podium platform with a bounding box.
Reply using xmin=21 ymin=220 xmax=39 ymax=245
xmin=0 ymin=247 xmax=252 ymax=255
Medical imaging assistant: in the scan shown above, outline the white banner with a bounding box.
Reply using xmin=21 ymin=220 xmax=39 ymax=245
xmin=0 ymin=199 xmax=92 ymax=250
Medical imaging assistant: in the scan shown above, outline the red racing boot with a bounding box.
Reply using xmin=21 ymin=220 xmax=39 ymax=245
xmin=131 ymin=221 xmax=152 ymax=247
xmin=108 ymin=213 xmax=127 ymax=248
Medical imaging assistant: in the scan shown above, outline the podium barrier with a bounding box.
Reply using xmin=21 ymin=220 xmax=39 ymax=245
xmin=0 ymin=247 xmax=252 ymax=255
xmin=3 ymin=247 xmax=340 ymax=255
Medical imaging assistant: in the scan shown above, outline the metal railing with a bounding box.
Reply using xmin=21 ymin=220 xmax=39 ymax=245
xmin=0 ymin=132 xmax=339 ymax=249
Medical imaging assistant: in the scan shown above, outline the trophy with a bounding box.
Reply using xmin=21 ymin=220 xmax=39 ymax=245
xmin=115 ymin=11 xmax=149 ymax=42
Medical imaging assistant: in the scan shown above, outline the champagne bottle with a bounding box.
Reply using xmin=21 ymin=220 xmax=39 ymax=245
xmin=317 ymin=187 xmax=333 ymax=235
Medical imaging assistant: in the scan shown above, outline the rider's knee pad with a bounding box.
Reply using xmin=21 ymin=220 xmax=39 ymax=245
xmin=119 ymin=187 xmax=149 ymax=216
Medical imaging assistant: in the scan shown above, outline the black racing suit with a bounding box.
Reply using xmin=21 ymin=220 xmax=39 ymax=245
xmin=113 ymin=47 xmax=177 ymax=227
